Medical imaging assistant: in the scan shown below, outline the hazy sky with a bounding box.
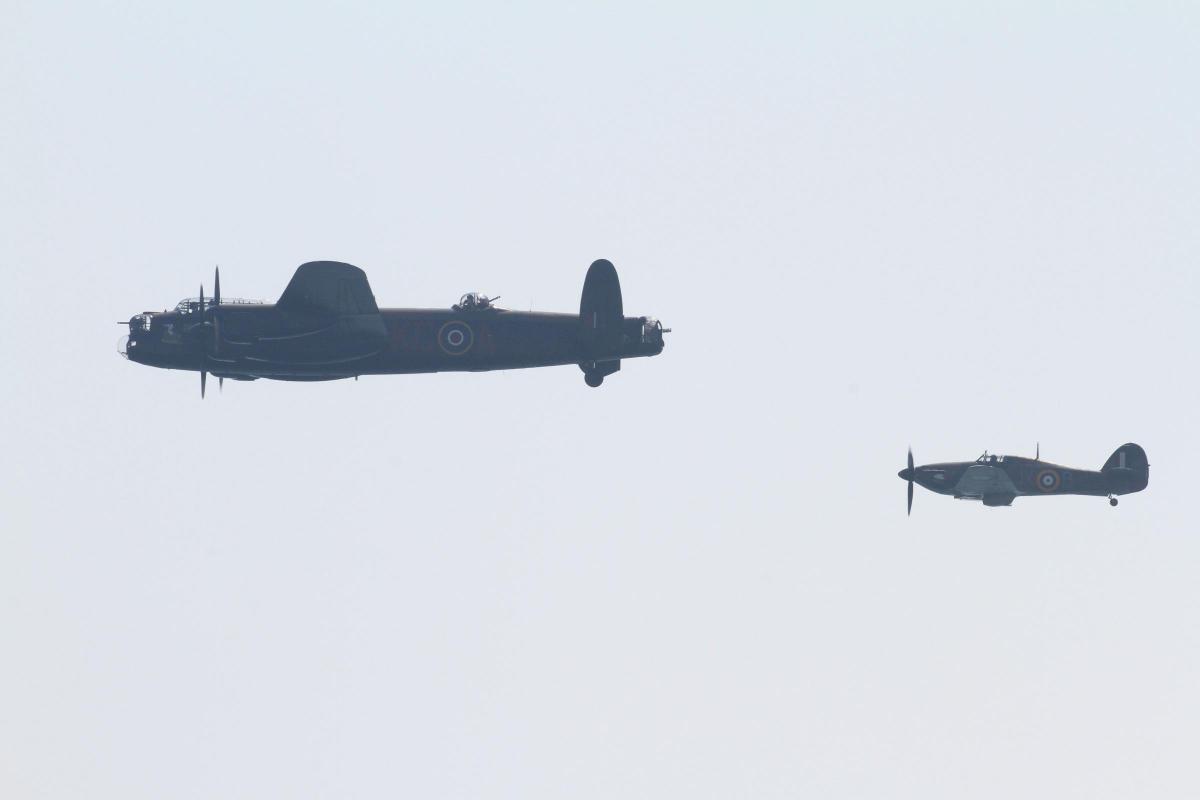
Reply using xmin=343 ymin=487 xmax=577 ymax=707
xmin=3 ymin=2 xmax=1199 ymax=797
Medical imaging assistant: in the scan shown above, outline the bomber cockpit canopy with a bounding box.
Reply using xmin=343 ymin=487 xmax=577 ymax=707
xmin=173 ymin=296 xmax=265 ymax=315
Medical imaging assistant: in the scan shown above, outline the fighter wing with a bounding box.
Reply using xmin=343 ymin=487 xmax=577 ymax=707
xmin=956 ymin=465 xmax=1019 ymax=497
xmin=276 ymin=261 xmax=381 ymax=315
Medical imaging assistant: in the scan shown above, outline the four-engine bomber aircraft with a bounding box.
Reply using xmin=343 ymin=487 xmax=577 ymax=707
xmin=120 ymin=259 xmax=667 ymax=395
xmin=898 ymin=443 xmax=1149 ymax=513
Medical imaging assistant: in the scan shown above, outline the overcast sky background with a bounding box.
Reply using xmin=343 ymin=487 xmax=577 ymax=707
xmin=3 ymin=2 xmax=1199 ymax=797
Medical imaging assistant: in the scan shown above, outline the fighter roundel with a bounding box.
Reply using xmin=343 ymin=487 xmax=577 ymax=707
xmin=1035 ymin=469 xmax=1061 ymax=493
xmin=438 ymin=321 xmax=474 ymax=355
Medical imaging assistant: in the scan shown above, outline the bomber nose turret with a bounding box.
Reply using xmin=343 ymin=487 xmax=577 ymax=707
xmin=118 ymin=313 xmax=155 ymax=363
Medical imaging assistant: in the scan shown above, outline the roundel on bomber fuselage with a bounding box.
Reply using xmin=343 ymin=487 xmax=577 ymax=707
xmin=438 ymin=321 xmax=474 ymax=355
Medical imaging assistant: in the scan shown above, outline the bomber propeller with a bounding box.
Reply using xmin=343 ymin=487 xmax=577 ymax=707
xmin=211 ymin=266 xmax=223 ymax=394
xmin=195 ymin=266 xmax=222 ymax=398
xmin=198 ymin=282 xmax=207 ymax=397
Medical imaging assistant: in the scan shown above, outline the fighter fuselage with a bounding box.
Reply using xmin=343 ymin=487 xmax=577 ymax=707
xmin=898 ymin=446 xmax=1149 ymax=508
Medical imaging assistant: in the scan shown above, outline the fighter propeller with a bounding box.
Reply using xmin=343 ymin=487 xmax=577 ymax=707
xmin=904 ymin=447 xmax=914 ymax=515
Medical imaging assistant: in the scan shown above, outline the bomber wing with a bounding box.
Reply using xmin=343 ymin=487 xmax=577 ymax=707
xmin=277 ymin=261 xmax=381 ymax=315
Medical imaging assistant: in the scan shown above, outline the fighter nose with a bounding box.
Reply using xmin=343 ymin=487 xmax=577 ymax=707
xmin=898 ymin=468 xmax=913 ymax=481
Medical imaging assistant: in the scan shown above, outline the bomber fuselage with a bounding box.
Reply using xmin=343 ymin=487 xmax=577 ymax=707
xmin=122 ymin=303 xmax=665 ymax=380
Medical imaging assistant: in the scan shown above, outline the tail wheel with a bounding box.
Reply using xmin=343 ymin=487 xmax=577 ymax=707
xmin=1109 ymin=496 xmax=1118 ymax=507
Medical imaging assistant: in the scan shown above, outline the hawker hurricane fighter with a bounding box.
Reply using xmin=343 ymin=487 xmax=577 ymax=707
xmin=119 ymin=259 xmax=667 ymax=394
xmin=898 ymin=443 xmax=1149 ymax=513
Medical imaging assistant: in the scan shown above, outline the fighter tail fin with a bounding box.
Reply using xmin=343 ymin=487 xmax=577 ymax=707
xmin=1101 ymin=443 xmax=1149 ymax=493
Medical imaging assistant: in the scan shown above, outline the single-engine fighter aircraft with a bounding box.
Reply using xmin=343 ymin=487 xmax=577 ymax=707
xmin=119 ymin=260 xmax=668 ymax=395
xmin=898 ymin=443 xmax=1149 ymax=513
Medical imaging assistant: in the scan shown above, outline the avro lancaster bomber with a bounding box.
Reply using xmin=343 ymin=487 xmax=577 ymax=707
xmin=120 ymin=259 xmax=667 ymax=395
xmin=898 ymin=443 xmax=1149 ymax=513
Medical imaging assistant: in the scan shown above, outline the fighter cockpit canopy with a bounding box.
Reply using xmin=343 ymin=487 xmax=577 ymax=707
xmin=976 ymin=452 xmax=1005 ymax=464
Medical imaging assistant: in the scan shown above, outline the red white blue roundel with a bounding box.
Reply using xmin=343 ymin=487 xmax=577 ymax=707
xmin=1035 ymin=469 xmax=1061 ymax=492
xmin=439 ymin=321 xmax=474 ymax=355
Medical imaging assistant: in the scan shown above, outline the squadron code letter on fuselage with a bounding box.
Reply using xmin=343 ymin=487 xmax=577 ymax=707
xmin=119 ymin=259 xmax=668 ymax=396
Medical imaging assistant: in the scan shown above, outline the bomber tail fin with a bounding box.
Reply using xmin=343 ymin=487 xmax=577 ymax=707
xmin=578 ymin=259 xmax=624 ymax=386
xmin=580 ymin=259 xmax=623 ymax=339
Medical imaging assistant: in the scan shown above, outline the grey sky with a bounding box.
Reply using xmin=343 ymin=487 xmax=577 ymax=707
xmin=3 ymin=2 xmax=1198 ymax=797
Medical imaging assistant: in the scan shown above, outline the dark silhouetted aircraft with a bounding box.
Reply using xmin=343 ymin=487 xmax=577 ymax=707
xmin=898 ymin=443 xmax=1149 ymax=513
xmin=120 ymin=260 xmax=667 ymax=395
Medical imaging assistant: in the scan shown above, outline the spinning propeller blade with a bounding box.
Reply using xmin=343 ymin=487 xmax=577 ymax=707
xmin=199 ymin=283 xmax=207 ymax=398
xmin=199 ymin=268 xmax=225 ymax=397
xmin=906 ymin=447 xmax=914 ymax=516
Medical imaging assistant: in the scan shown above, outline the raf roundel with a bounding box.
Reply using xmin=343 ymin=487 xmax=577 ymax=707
xmin=1035 ymin=469 xmax=1061 ymax=493
xmin=438 ymin=321 xmax=474 ymax=356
